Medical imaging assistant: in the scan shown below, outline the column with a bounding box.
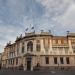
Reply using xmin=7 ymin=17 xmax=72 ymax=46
xmin=63 ymin=57 xmax=66 ymax=66
xmin=24 ymin=41 xmax=27 ymax=53
xmin=40 ymin=39 xmax=45 ymax=54
xmin=70 ymin=56 xmax=74 ymax=66
xmin=49 ymin=39 xmax=52 ymax=54
xmin=57 ymin=57 xmax=60 ymax=66
xmin=33 ymin=40 xmax=36 ymax=53
xmin=68 ymin=39 xmax=73 ymax=54
xmin=23 ymin=57 xmax=26 ymax=71
xmin=19 ymin=42 xmax=22 ymax=55
xmin=15 ymin=44 xmax=17 ymax=57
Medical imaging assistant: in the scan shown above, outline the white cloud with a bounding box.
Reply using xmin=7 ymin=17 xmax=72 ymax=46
xmin=55 ymin=3 xmax=75 ymax=30
xmin=36 ymin=0 xmax=71 ymax=17
xmin=36 ymin=0 xmax=75 ymax=33
xmin=22 ymin=0 xmax=75 ymax=35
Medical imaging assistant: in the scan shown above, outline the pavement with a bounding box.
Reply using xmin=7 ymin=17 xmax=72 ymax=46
xmin=0 ymin=70 xmax=75 ymax=75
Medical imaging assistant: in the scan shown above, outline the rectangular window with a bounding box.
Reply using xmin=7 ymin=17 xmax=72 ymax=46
xmin=16 ymin=58 xmax=18 ymax=65
xmin=72 ymin=47 xmax=75 ymax=53
xmin=53 ymin=40 xmax=56 ymax=44
xmin=58 ymin=40 xmax=61 ymax=44
xmin=71 ymin=40 xmax=75 ymax=44
xmin=17 ymin=49 xmax=19 ymax=56
xmin=8 ymin=60 xmax=10 ymax=65
xmin=66 ymin=57 xmax=70 ymax=64
xmin=54 ymin=57 xmax=57 ymax=64
xmin=64 ymin=40 xmax=67 ymax=44
xmin=45 ymin=57 xmax=49 ymax=64
xmin=73 ymin=50 xmax=75 ymax=53
xmin=12 ymin=59 xmax=14 ymax=65
xmin=60 ymin=57 xmax=64 ymax=64
xmin=61 ymin=40 xmax=63 ymax=44
xmin=10 ymin=60 xmax=12 ymax=65
xmin=56 ymin=40 xmax=58 ymax=44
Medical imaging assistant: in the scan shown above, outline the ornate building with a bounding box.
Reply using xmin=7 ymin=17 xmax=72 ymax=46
xmin=1 ymin=32 xmax=75 ymax=71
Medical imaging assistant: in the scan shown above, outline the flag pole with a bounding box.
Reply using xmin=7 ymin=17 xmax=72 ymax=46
xmin=30 ymin=24 xmax=32 ymax=33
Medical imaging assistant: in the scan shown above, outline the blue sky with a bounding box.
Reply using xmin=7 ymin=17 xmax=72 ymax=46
xmin=0 ymin=0 xmax=75 ymax=52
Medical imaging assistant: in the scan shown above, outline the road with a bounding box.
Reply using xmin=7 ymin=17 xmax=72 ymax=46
xmin=0 ymin=70 xmax=75 ymax=75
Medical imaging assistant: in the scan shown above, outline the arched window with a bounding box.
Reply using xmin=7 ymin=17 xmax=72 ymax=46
xmin=22 ymin=46 xmax=24 ymax=53
xmin=27 ymin=41 xmax=33 ymax=52
xmin=22 ymin=42 xmax=24 ymax=53
xmin=36 ymin=44 xmax=40 ymax=52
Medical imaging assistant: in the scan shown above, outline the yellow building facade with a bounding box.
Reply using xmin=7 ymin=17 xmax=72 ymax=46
xmin=1 ymin=32 xmax=75 ymax=71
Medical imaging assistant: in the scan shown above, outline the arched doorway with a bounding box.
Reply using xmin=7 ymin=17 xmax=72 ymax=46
xmin=25 ymin=41 xmax=33 ymax=71
xmin=24 ymin=53 xmax=34 ymax=71
xmin=26 ymin=57 xmax=31 ymax=71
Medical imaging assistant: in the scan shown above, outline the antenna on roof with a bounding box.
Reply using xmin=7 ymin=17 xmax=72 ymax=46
xmin=48 ymin=30 xmax=51 ymax=33
xmin=67 ymin=31 xmax=70 ymax=34
xmin=20 ymin=34 xmax=22 ymax=38
xmin=41 ymin=30 xmax=44 ymax=33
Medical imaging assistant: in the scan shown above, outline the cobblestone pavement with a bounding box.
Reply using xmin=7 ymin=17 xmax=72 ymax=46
xmin=0 ymin=70 xmax=75 ymax=75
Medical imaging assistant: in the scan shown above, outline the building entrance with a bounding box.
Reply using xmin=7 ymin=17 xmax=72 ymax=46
xmin=27 ymin=60 xmax=31 ymax=70
xmin=26 ymin=58 xmax=31 ymax=71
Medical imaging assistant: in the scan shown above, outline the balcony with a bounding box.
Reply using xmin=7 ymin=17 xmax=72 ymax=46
xmin=52 ymin=44 xmax=69 ymax=47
